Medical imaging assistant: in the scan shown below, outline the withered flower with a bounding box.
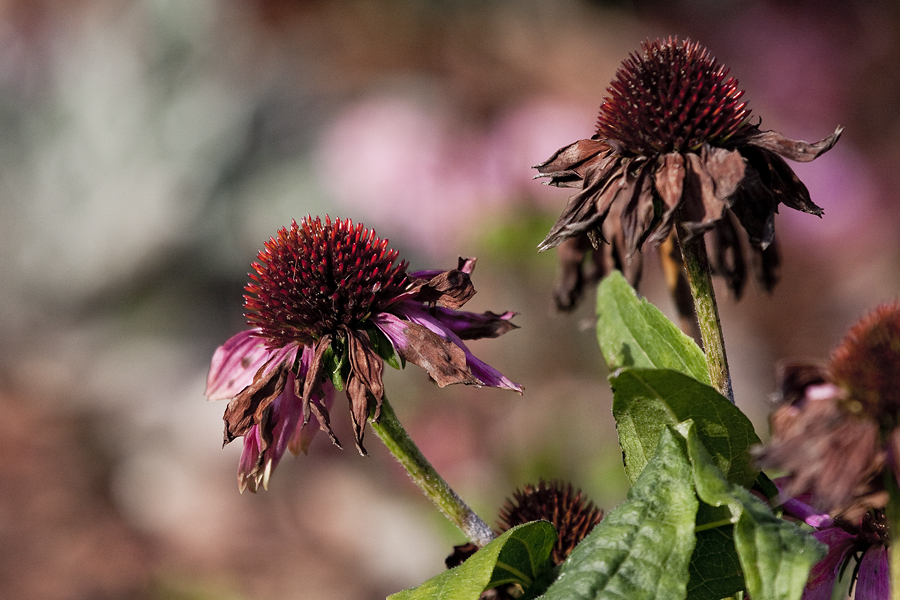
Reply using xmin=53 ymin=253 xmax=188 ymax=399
xmin=535 ymin=37 xmax=841 ymax=309
xmin=446 ymin=480 xmax=604 ymax=569
xmin=755 ymin=300 xmax=900 ymax=518
xmin=206 ymin=216 xmax=522 ymax=492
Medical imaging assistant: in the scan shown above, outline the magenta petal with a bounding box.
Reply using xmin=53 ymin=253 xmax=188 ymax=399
xmin=206 ymin=329 xmax=273 ymax=400
xmin=802 ymin=527 xmax=856 ymax=600
xmin=856 ymin=545 xmax=890 ymax=600
xmin=237 ymin=425 xmax=262 ymax=493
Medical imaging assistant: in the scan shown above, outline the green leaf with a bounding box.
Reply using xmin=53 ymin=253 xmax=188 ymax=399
xmin=365 ymin=323 xmax=404 ymax=370
xmin=679 ymin=421 xmax=825 ymax=600
xmin=323 ymin=335 xmax=352 ymax=392
xmin=611 ymin=368 xmax=760 ymax=488
xmin=596 ymin=271 xmax=710 ymax=385
xmin=389 ymin=521 xmax=557 ymax=600
xmin=541 ymin=428 xmax=698 ymax=600
xmin=687 ymin=518 xmax=744 ymax=600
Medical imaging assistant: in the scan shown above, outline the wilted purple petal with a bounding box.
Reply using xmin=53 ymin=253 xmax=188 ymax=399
xmin=395 ymin=304 xmax=523 ymax=393
xmin=802 ymin=527 xmax=856 ymax=600
xmin=206 ymin=329 xmax=273 ymax=400
xmin=856 ymin=544 xmax=890 ymax=600
xmin=425 ymin=307 xmax=518 ymax=340
xmin=774 ymin=478 xmax=835 ymax=529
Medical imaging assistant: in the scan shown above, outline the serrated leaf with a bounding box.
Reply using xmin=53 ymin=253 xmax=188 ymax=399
xmin=389 ymin=521 xmax=557 ymax=600
xmin=679 ymin=421 xmax=825 ymax=600
xmin=611 ymin=368 xmax=760 ymax=488
xmin=540 ymin=428 xmax=698 ymax=600
xmin=596 ymin=271 xmax=709 ymax=385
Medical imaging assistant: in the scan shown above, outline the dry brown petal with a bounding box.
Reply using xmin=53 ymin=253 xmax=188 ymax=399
xmin=396 ymin=321 xmax=480 ymax=387
xmin=222 ymin=358 xmax=289 ymax=445
xmin=408 ymin=257 xmax=477 ymax=310
xmin=534 ymin=138 xmax=610 ymax=187
xmin=680 ymin=152 xmax=728 ymax=238
xmin=299 ymin=335 xmax=341 ymax=449
xmin=620 ymin=165 xmax=654 ymax=256
xmin=747 ymin=127 xmax=843 ymax=163
xmin=703 ymin=145 xmax=746 ymax=201
xmin=345 ymin=373 xmax=371 ymax=456
xmin=345 ymin=327 xmax=385 ymax=418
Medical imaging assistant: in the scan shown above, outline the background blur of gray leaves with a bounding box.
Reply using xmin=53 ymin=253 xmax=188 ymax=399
xmin=0 ymin=1 xmax=897 ymax=598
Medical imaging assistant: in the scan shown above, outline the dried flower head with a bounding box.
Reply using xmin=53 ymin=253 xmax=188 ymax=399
xmin=446 ymin=480 xmax=604 ymax=572
xmin=206 ymin=216 xmax=522 ymax=492
xmin=498 ymin=479 xmax=605 ymax=565
xmin=535 ymin=36 xmax=841 ymax=309
xmin=755 ymin=300 xmax=900 ymax=517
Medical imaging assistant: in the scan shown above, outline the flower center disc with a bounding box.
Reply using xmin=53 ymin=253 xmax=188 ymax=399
xmin=596 ymin=37 xmax=751 ymax=155
xmin=244 ymin=216 xmax=409 ymax=347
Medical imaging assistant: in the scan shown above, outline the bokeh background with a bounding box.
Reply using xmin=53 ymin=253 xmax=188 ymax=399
xmin=1 ymin=0 xmax=898 ymax=598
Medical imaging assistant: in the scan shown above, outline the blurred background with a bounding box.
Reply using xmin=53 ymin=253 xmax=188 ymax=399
xmin=0 ymin=0 xmax=898 ymax=598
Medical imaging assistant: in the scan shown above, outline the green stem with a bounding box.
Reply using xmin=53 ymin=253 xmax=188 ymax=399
xmin=369 ymin=397 xmax=496 ymax=547
xmin=676 ymin=228 xmax=734 ymax=403
xmin=885 ymin=472 xmax=900 ymax=600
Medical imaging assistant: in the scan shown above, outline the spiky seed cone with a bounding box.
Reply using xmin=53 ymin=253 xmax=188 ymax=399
xmin=596 ymin=37 xmax=750 ymax=155
xmin=244 ymin=216 xmax=409 ymax=348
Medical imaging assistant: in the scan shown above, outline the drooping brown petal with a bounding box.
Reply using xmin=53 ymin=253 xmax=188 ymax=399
xmin=345 ymin=373 xmax=371 ymax=456
xmin=553 ymin=236 xmax=596 ymax=312
xmin=407 ymin=257 xmax=477 ymax=310
xmin=753 ymin=238 xmax=781 ymax=292
xmin=764 ymin=151 xmax=823 ymax=216
xmin=680 ymin=152 xmax=728 ymax=238
xmin=619 ymin=164 xmax=654 ymax=256
xmin=648 ymin=152 xmax=686 ymax=246
xmin=709 ymin=214 xmax=748 ymax=297
xmin=703 ymin=145 xmax=746 ymax=202
xmin=727 ymin=150 xmax=780 ymax=247
xmin=292 ymin=372 xmax=340 ymax=449
xmin=534 ymin=138 xmax=610 ymax=187
xmin=300 ymin=334 xmax=342 ymax=449
xmin=222 ymin=358 xmax=289 ymax=445
xmin=746 ymin=127 xmax=843 ymax=163
xmin=395 ymin=321 xmax=480 ymax=387
xmin=345 ymin=327 xmax=385 ymax=421
xmin=538 ymin=156 xmax=631 ymax=251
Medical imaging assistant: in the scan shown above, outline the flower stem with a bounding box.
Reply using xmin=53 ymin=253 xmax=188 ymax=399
xmin=675 ymin=229 xmax=734 ymax=403
xmin=369 ymin=397 xmax=496 ymax=547
xmin=885 ymin=472 xmax=900 ymax=600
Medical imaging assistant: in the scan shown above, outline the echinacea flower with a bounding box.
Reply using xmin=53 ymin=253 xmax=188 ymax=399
xmin=446 ymin=480 xmax=604 ymax=568
xmin=754 ymin=300 xmax=900 ymax=518
xmin=206 ymin=216 xmax=522 ymax=492
xmin=778 ymin=483 xmax=889 ymax=600
xmin=534 ymin=36 xmax=841 ymax=309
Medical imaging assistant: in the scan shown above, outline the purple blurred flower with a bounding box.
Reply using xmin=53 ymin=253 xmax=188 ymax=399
xmin=779 ymin=483 xmax=889 ymax=600
xmin=206 ymin=215 xmax=522 ymax=492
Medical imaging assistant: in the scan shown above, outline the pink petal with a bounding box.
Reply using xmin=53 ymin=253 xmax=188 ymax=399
xmin=206 ymin=329 xmax=273 ymax=401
